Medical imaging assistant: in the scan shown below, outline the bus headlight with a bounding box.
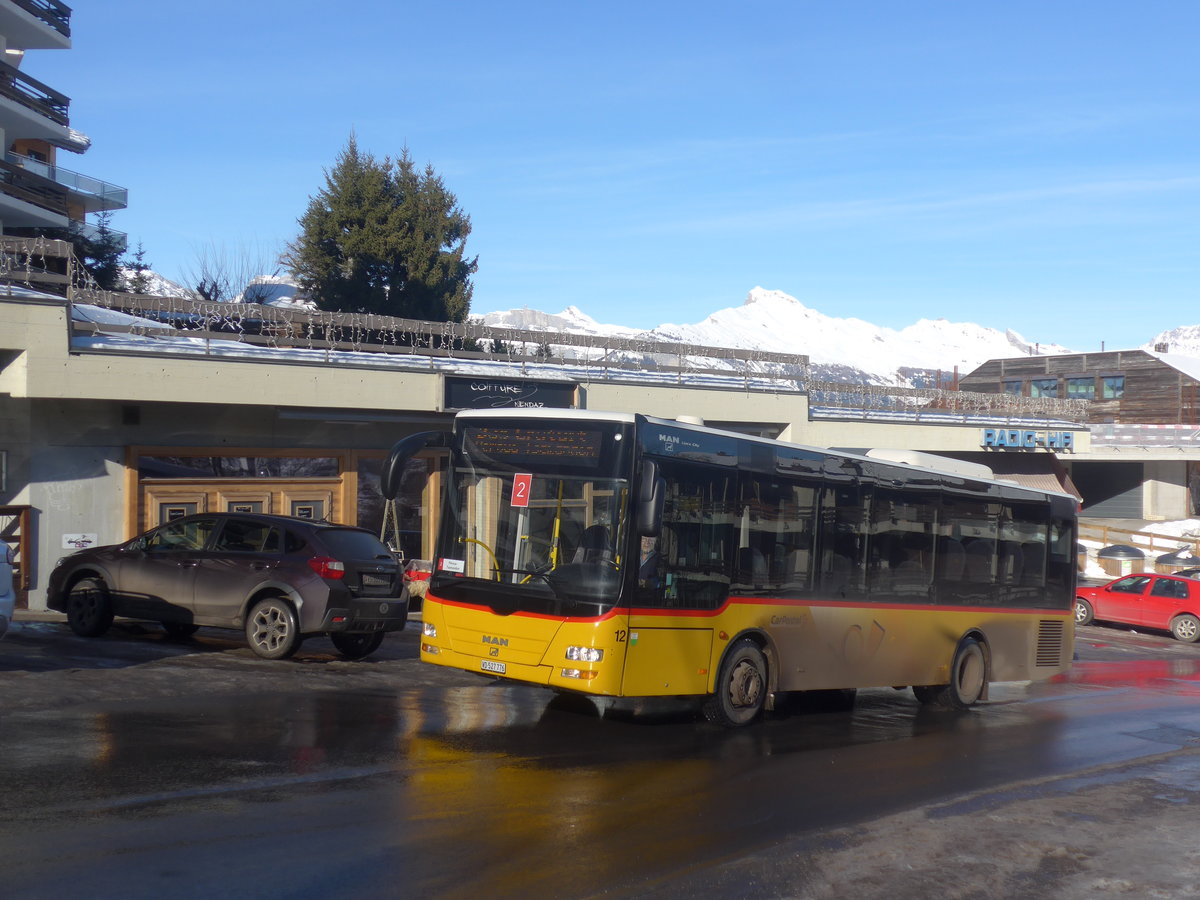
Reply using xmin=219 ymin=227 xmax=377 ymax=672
xmin=423 ymin=622 xmax=437 ymax=638
xmin=565 ymin=646 xmax=603 ymax=663
xmin=561 ymin=668 xmax=600 ymax=680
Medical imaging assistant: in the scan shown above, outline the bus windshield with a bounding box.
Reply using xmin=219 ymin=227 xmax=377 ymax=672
xmin=432 ymin=420 xmax=633 ymax=615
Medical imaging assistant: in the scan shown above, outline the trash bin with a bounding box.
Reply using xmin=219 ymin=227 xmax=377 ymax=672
xmin=1097 ymin=544 xmax=1145 ymax=577
xmin=1155 ymin=547 xmax=1200 ymax=575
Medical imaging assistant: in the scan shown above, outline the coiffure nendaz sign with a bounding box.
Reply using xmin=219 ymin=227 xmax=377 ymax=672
xmin=444 ymin=376 xmax=576 ymax=410
xmin=981 ymin=428 xmax=1075 ymax=451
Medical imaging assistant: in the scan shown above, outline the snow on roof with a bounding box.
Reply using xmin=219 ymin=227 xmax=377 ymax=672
xmin=69 ymin=328 xmax=805 ymax=392
xmin=71 ymin=303 xmax=176 ymax=336
xmin=1148 ymin=351 xmax=1200 ymax=384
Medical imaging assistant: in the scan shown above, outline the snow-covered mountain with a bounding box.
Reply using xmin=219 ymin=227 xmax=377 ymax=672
xmin=478 ymin=287 xmax=1074 ymax=386
xmin=118 ymin=267 xmax=188 ymax=297
xmin=1144 ymin=326 xmax=1200 ymax=358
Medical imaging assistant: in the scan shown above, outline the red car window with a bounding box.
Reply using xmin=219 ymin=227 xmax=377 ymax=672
xmin=1150 ymin=577 xmax=1189 ymax=600
xmin=1110 ymin=576 xmax=1151 ymax=594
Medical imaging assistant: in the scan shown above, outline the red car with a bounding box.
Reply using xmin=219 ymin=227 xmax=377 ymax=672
xmin=1075 ymin=573 xmax=1200 ymax=642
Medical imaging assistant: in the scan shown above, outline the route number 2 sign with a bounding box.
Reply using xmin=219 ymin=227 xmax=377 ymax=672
xmin=511 ymin=473 xmax=533 ymax=507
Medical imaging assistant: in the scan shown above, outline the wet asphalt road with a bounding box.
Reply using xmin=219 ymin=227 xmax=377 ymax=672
xmin=3 ymin=618 xmax=1200 ymax=899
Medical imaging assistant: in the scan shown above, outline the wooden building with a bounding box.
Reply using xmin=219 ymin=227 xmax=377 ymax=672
xmin=958 ymin=349 xmax=1200 ymax=425
xmin=960 ymin=350 xmax=1200 ymax=520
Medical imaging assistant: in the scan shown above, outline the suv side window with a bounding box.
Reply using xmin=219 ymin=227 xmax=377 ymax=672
xmin=147 ymin=518 xmax=216 ymax=552
xmin=213 ymin=519 xmax=276 ymax=553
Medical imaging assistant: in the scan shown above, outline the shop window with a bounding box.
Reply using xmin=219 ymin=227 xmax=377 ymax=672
xmin=160 ymin=502 xmax=197 ymax=521
xmin=291 ymin=500 xmax=324 ymax=520
xmin=1029 ymin=378 xmax=1058 ymax=398
xmin=1003 ymin=381 xmax=1023 ymax=396
xmin=1066 ymin=377 xmax=1095 ymax=400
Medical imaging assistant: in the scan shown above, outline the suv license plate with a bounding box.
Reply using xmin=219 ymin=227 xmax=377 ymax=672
xmin=480 ymin=659 xmax=506 ymax=674
xmin=361 ymin=574 xmax=391 ymax=587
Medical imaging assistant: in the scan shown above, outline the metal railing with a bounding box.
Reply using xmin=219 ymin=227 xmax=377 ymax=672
xmin=809 ymin=379 xmax=1090 ymax=424
xmin=0 ymin=156 xmax=68 ymax=216
xmin=10 ymin=0 xmax=71 ymax=38
xmin=0 ymin=57 xmax=69 ymax=125
xmin=5 ymin=152 xmax=127 ymax=210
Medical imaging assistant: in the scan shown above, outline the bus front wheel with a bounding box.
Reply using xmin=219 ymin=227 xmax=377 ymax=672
xmin=913 ymin=637 xmax=987 ymax=710
xmin=704 ymin=639 xmax=767 ymax=727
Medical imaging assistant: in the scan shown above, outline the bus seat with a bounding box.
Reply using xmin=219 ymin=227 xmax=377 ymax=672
xmin=964 ymin=540 xmax=993 ymax=583
xmin=573 ymin=524 xmax=613 ymax=564
xmin=937 ymin=538 xmax=965 ymax=581
xmin=1020 ymin=542 xmax=1046 ymax=585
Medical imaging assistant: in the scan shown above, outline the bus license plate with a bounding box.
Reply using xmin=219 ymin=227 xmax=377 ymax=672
xmin=480 ymin=659 xmax=505 ymax=674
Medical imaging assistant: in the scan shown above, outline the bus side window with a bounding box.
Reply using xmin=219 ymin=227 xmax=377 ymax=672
xmin=636 ymin=462 xmax=732 ymax=610
xmin=818 ymin=485 xmax=868 ymax=599
xmin=869 ymin=487 xmax=935 ymax=600
xmin=939 ymin=496 xmax=999 ymax=606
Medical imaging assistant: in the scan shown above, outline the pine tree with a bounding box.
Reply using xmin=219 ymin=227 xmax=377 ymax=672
xmin=286 ymin=136 xmax=477 ymax=321
xmin=73 ymin=211 xmax=125 ymax=291
xmin=123 ymin=242 xmax=152 ymax=294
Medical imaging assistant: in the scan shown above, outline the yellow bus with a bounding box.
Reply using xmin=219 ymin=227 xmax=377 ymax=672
xmin=386 ymin=410 xmax=1076 ymax=726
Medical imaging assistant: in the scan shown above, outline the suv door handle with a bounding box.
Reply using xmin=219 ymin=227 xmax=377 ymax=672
xmin=178 ymin=560 xmax=199 ymax=568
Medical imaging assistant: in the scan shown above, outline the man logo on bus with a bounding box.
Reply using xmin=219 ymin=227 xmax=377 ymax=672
xmin=482 ymin=635 xmax=509 ymax=647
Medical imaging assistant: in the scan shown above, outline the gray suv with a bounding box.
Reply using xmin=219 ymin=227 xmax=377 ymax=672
xmin=47 ymin=513 xmax=408 ymax=660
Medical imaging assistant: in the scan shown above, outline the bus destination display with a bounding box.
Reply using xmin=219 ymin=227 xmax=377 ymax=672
xmin=465 ymin=427 xmax=604 ymax=464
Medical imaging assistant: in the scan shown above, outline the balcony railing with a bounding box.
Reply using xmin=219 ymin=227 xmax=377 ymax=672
xmin=0 ymin=58 xmax=68 ymax=126
xmin=0 ymin=156 xmax=68 ymax=216
xmin=72 ymin=216 xmax=127 ymax=252
xmin=5 ymin=152 xmax=127 ymax=210
xmin=9 ymin=0 xmax=71 ymax=38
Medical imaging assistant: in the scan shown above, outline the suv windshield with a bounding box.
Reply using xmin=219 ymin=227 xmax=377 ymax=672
xmin=433 ymin=420 xmax=633 ymax=614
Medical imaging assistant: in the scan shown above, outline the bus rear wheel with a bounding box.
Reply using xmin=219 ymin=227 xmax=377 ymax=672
xmin=913 ymin=637 xmax=987 ymax=710
xmin=704 ymin=638 xmax=767 ymax=727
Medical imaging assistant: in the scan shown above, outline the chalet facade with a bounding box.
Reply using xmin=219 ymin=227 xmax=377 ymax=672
xmin=961 ymin=350 xmax=1200 ymax=520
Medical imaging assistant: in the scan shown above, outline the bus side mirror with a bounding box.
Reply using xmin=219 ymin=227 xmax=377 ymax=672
xmin=637 ymin=460 xmax=665 ymax=537
xmin=381 ymin=431 xmax=450 ymax=499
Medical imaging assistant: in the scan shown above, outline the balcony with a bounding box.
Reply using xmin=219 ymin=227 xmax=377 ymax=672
xmin=0 ymin=57 xmax=68 ymax=126
xmin=5 ymin=152 xmax=127 ymax=212
xmin=0 ymin=154 xmax=67 ymax=223
xmin=10 ymin=0 xmax=72 ymax=39
xmin=0 ymin=0 xmax=71 ymax=49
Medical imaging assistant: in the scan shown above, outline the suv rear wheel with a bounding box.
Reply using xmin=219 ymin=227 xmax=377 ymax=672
xmin=330 ymin=631 xmax=385 ymax=660
xmin=245 ymin=597 xmax=301 ymax=659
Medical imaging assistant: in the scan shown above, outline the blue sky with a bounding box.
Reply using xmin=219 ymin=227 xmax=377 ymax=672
xmin=35 ymin=1 xmax=1199 ymax=350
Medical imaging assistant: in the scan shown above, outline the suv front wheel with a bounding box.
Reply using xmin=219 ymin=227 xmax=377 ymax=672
xmin=245 ymin=597 xmax=301 ymax=660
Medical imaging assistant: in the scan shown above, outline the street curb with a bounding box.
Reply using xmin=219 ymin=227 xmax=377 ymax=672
xmin=14 ymin=610 xmax=67 ymax=623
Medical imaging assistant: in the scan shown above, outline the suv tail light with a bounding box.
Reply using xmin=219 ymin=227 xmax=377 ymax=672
xmin=308 ymin=557 xmax=346 ymax=580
